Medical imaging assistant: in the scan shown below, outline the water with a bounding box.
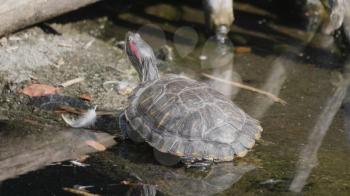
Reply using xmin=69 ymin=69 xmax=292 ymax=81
xmin=1 ymin=0 xmax=350 ymax=195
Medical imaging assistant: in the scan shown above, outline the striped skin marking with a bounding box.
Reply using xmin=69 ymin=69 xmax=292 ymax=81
xmin=129 ymin=41 xmax=141 ymax=61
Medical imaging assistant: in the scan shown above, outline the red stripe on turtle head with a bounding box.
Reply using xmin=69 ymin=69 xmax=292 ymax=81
xmin=129 ymin=41 xmax=141 ymax=62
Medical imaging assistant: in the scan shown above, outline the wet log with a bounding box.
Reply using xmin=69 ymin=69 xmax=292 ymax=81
xmin=0 ymin=0 xmax=100 ymax=37
xmin=0 ymin=121 xmax=116 ymax=182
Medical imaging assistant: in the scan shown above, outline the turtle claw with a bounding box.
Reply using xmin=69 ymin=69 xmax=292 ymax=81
xmin=182 ymin=158 xmax=213 ymax=171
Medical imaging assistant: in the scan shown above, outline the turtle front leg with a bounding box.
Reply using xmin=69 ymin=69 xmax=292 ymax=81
xmin=118 ymin=111 xmax=129 ymax=140
xmin=119 ymin=111 xmax=144 ymax=143
xmin=181 ymin=157 xmax=214 ymax=171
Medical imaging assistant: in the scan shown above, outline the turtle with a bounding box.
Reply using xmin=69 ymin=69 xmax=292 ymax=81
xmin=119 ymin=32 xmax=263 ymax=168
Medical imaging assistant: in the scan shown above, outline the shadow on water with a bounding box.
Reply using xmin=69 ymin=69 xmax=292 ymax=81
xmin=0 ymin=133 xmax=256 ymax=196
xmin=1 ymin=0 xmax=350 ymax=195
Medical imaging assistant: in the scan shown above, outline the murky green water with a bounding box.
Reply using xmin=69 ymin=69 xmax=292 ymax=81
xmin=1 ymin=0 xmax=350 ymax=195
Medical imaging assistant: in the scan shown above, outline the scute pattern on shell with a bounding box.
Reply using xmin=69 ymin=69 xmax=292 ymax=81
xmin=126 ymin=74 xmax=262 ymax=161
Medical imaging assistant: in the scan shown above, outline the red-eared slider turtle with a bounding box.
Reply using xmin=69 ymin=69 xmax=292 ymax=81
xmin=119 ymin=32 xmax=262 ymax=168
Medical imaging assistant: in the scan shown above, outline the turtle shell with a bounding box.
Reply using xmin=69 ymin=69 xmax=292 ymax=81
xmin=125 ymin=74 xmax=262 ymax=161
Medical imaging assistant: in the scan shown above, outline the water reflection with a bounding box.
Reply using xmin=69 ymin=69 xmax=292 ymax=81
xmin=289 ymin=57 xmax=350 ymax=192
xmin=174 ymin=26 xmax=199 ymax=58
xmin=138 ymin=24 xmax=167 ymax=51
xmin=344 ymin=87 xmax=350 ymax=145
xmin=201 ymin=37 xmax=241 ymax=98
xmin=249 ymin=59 xmax=287 ymax=119
xmin=93 ymin=142 xmax=256 ymax=196
xmin=157 ymin=162 xmax=255 ymax=196
xmin=0 ymin=121 xmax=116 ymax=182
xmin=289 ymin=72 xmax=349 ymax=192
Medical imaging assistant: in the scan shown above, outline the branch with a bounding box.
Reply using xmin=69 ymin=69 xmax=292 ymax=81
xmin=202 ymin=73 xmax=287 ymax=105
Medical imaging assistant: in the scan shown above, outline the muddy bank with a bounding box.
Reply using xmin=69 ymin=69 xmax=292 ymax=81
xmin=0 ymin=23 xmax=139 ymax=122
xmin=0 ymin=21 xmax=137 ymax=181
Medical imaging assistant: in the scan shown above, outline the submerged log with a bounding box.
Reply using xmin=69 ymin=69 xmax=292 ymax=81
xmin=0 ymin=0 xmax=100 ymax=37
xmin=0 ymin=120 xmax=116 ymax=182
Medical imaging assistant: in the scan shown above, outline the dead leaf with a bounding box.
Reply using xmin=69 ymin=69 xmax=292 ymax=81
xmin=21 ymin=84 xmax=58 ymax=97
xmin=85 ymin=140 xmax=106 ymax=151
xmin=234 ymin=46 xmax=252 ymax=54
xmin=79 ymin=94 xmax=92 ymax=102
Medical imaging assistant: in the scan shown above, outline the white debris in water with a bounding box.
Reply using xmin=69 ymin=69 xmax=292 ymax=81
xmin=258 ymin=19 xmax=267 ymax=25
xmin=199 ymin=55 xmax=208 ymax=60
xmin=70 ymin=160 xmax=90 ymax=167
xmin=260 ymin=179 xmax=285 ymax=185
xmin=73 ymin=185 xmax=94 ymax=191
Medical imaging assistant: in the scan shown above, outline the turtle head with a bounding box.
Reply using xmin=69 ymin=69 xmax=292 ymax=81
xmin=125 ymin=32 xmax=159 ymax=82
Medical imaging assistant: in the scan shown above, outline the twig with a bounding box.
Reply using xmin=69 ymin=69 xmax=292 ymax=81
xmin=84 ymin=39 xmax=95 ymax=49
xmin=59 ymin=77 xmax=85 ymax=88
xmin=58 ymin=43 xmax=73 ymax=48
xmin=202 ymin=73 xmax=287 ymax=105
xmin=63 ymin=187 xmax=99 ymax=196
